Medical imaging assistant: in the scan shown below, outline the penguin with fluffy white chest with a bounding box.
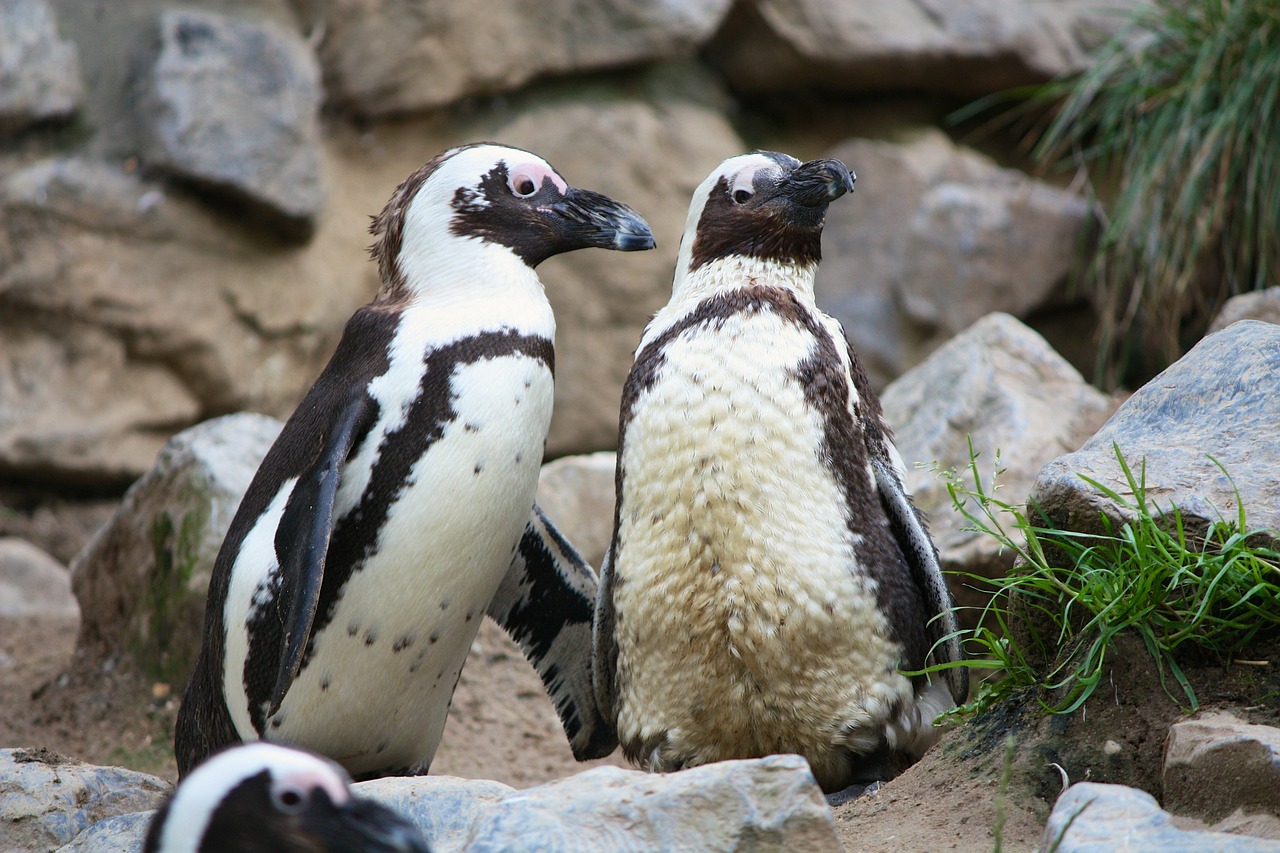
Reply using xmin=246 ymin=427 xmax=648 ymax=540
xmin=177 ymin=142 xmax=653 ymax=779
xmin=593 ymin=152 xmax=968 ymax=798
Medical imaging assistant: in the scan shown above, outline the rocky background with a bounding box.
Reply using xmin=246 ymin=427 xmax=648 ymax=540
xmin=5 ymin=1 xmax=1280 ymax=851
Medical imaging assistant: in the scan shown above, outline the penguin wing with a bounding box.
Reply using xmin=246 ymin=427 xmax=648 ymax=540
xmin=487 ymin=505 xmax=619 ymax=760
xmin=591 ymin=544 xmax=619 ymax=729
xmin=269 ymin=393 xmax=374 ymax=714
xmin=871 ymin=453 xmax=969 ymax=705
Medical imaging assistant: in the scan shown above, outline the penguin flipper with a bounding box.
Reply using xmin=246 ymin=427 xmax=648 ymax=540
xmin=270 ymin=394 xmax=371 ymax=715
xmin=591 ymin=544 xmax=618 ymax=730
xmin=871 ymin=455 xmax=969 ymax=705
xmin=487 ymin=504 xmax=619 ymax=760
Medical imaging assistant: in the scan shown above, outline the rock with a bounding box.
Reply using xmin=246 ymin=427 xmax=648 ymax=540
xmin=70 ymin=413 xmax=282 ymax=684
xmin=0 ymin=0 xmax=82 ymax=134
xmin=535 ymin=453 xmax=616 ymax=570
xmin=462 ymin=755 xmax=839 ymax=852
xmin=307 ymin=0 xmax=733 ymax=117
xmin=706 ymin=0 xmax=1138 ymax=99
xmin=0 ymin=748 xmax=169 ymax=853
xmin=357 ymin=776 xmax=515 ymax=853
xmin=881 ymin=313 xmax=1116 ymax=618
xmin=133 ymin=9 xmax=325 ymax=239
xmin=55 ymin=811 xmax=152 ymax=853
xmin=817 ymin=130 xmax=1090 ymax=388
xmin=1164 ymin=711 xmax=1280 ymax=824
xmin=1042 ymin=782 xmax=1280 ymax=852
xmin=0 ymin=538 xmax=77 ymax=620
xmin=1209 ymin=288 xmax=1280 ymax=333
xmin=1029 ymin=320 xmax=1280 ymax=545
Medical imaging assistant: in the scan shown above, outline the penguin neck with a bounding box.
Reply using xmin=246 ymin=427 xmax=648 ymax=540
xmin=669 ymin=254 xmax=818 ymax=305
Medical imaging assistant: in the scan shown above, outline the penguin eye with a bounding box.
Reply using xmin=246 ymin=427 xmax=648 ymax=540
xmin=511 ymin=175 xmax=538 ymax=197
xmin=732 ymin=188 xmax=753 ymax=205
xmin=272 ymin=785 xmax=308 ymax=814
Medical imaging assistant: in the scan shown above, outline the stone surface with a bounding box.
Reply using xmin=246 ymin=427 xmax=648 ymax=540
xmin=817 ymin=130 xmax=1090 ymax=388
xmin=0 ymin=748 xmax=169 ymax=853
xmin=55 ymin=811 xmax=152 ymax=853
xmin=307 ymin=0 xmax=733 ymax=117
xmin=1028 ymin=320 xmax=1280 ymax=545
xmin=69 ymin=413 xmax=282 ymax=685
xmin=1043 ymin=782 xmax=1280 ymax=852
xmin=1209 ymin=288 xmax=1280 ymax=333
xmin=359 ymin=776 xmax=515 ymax=853
xmin=133 ymin=9 xmax=325 ymax=238
xmin=0 ymin=537 xmax=78 ymax=620
xmin=707 ymin=0 xmax=1138 ymax=98
xmin=0 ymin=0 xmax=82 ymax=133
xmin=1164 ymin=711 xmax=1280 ymax=824
xmin=881 ymin=313 xmax=1116 ymax=619
xmin=535 ymin=452 xmax=617 ymax=570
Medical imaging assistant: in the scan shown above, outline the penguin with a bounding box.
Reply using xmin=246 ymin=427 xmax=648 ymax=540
xmin=177 ymin=142 xmax=653 ymax=779
xmin=592 ymin=152 xmax=968 ymax=799
xmin=145 ymin=742 xmax=429 ymax=852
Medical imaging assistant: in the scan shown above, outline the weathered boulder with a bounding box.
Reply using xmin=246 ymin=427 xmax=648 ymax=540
xmin=706 ymin=0 xmax=1138 ymax=98
xmin=535 ymin=452 xmax=617 ymax=570
xmin=881 ymin=313 xmax=1116 ymax=618
xmin=1029 ymin=320 xmax=1280 ymax=544
xmin=1210 ymin=288 xmax=1280 ymax=333
xmin=70 ymin=413 xmax=281 ymax=685
xmin=306 ymin=0 xmax=733 ymax=117
xmin=0 ymin=0 xmax=82 ymax=134
xmin=1164 ymin=711 xmax=1280 ymax=824
xmin=817 ymin=130 xmax=1090 ymax=388
xmin=0 ymin=748 xmax=169 ymax=853
xmin=1043 ymin=782 xmax=1280 ymax=852
xmin=133 ymin=9 xmax=325 ymax=239
xmin=0 ymin=538 xmax=78 ymax=621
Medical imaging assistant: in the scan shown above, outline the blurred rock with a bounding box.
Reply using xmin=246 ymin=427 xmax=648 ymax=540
xmin=70 ymin=413 xmax=281 ymax=684
xmin=359 ymin=776 xmax=515 ymax=853
xmin=818 ymin=130 xmax=1089 ymax=388
xmin=0 ymin=0 xmax=82 ymax=134
xmin=133 ymin=9 xmax=325 ymax=239
xmin=881 ymin=313 xmax=1115 ymax=620
xmin=535 ymin=452 xmax=616 ymax=570
xmin=1043 ymin=782 xmax=1280 ymax=852
xmin=1164 ymin=711 xmax=1280 ymax=824
xmin=55 ymin=811 xmax=152 ymax=853
xmin=1209 ymin=287 xmax=1280 ymax=333
xmin=0 ymin=537 xmax=78 ymax=621
xmin=1029 ymin=320 xmax=1280 ymax=545
xmin=307 ymin=0 xmax=733 ymax=117
xmin=0 ymin=748 xmax=168 ymax=853
xmin=707 ymin=0 xmax=1138 ymax=98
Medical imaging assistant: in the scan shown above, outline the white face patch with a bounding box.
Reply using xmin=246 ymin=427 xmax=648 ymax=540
xmin=504 ymin=159 xmax=567 ymax=198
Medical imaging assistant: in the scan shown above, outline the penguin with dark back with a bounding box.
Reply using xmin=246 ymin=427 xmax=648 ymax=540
xmin=592 ymin=152 xmax=968 ymax=801
xmin=177 ymin=142 xmax=653 ymax=779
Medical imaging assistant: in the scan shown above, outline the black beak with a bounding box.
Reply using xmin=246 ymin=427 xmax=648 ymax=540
xmin=785 ymin=159 xmax=856 ymax=208
xmin=546 ymin=187 xmax=656 ymax=253
xmin=320 ymin=796 xmax=431 ymax=853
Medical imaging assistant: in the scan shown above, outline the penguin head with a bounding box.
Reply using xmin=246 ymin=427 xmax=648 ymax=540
xmin=144 ymin=742 xmax=430 ymax=853
xmin=370 ymin=142 xmax=654 ymax=298
xmin=673 ymin=152 xmax=855 ymax=286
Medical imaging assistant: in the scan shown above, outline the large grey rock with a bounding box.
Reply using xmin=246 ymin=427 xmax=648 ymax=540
xmin=1043 ymin=782 xmax=1280 ymax=852
xmin=707 ymin=0 xmax=1138 ymax=99
xmin=56 ymin=811 xmax=152 ymax=853
xmin=358 ymin=776 xmax=515 ymax=853
xmin=1029 ymin=321 xmax=1280 ymax=544
xmin=70 ymin=413 xmax=282 ymax=684
xmin=882 ymin=313 xmax=1115 ymax=618
xmin=0 ymin=0 xmax=82 ymax=133
xmin=535 ymin=452 xmax=616 ymax=570
xmin=1210 ymin=288 xmax=1280 ymax=333
xmin=818 ymin=130 xmax=1090 ymax=388
xmin=134 ymin=9 xmax=325 ymax=239
xmin=307 ymin=0 xmax=732 ymax=117
xmin=0 ymin=748 xmax=169 ymax=853
xmin=0 ymin=537 xmax=78 ymax=620
xmin=1164 ymin=711 xmax=1280 ymax=823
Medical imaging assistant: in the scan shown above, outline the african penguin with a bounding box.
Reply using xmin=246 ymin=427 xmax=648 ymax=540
xmin=592 ymin=152 xmax=968 ymax=797
xmin=145 ymin=742 xmax=429 ymax=852
xmin=177 ymin=142 xmax=653 ymax=779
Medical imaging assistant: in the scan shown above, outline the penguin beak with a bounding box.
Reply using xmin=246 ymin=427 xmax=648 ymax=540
xmin=784 ymin=159 xmax=856 ymax=208
xmin=311 ymin=796 xmax=430 ymax=853
xmin=544 ymin=187 xmax=657 ymax=253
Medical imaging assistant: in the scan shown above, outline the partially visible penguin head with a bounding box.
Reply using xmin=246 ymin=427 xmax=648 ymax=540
xmin=144 ymin=742 xmax=429 ymax=853
xmin=369 ymin=142 xmax=654 ymax=300
xmin=672 ymin=152 xmax=855 ymax=295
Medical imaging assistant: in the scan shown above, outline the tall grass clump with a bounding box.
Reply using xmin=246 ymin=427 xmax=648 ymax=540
xmin=1032 ymin=0 xmax=1280 ymax=384
xmin=941 ymin=442 xmax=1280 ymax=717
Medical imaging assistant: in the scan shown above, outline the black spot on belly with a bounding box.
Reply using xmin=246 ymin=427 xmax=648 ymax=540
xmin=347 ymin=622 xmax=359 ymax=637
xmin=393 ymin=635 xmax=414 ymax=653
xmin=465 ymin=610 xmax=474 ymax=622
xmin=474 ymin=462 xmax=484 ymax=474
xmin=464 ymin=422 xmax=480 ymax=433
xmin=363 ymin=629 xmax=377 ymax=647
xmin=376 ymin=741 xmax=389 ymax=754
xmin=429 ymin=630 xmax=440 ymax=645
xmin=270 ymin=717 xmax=283 ymax=730
xmin=515 ymin=451 xmax=523 ymax=464
xmin=440 ymin=599 xmax=450 ymax=610
xmin=320 ymin=676 xmax=331 ymax=692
